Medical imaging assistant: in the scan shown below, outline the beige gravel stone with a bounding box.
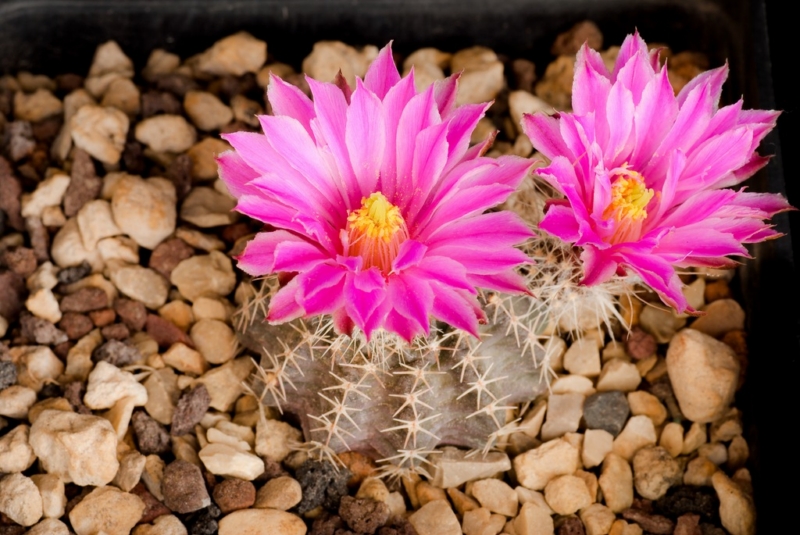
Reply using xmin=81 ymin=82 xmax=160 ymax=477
xmin=599 ymin=453 xmax=633 ymax=513
xmin=682 ymin=422 xmax=708 ymax=454
xmin=583 ymin=429 xmax=614 ymax=468
xmin=50 ymin=218 xmax=95 ymax=269
xmin=255 ymin=418 xmax=303 ymax=463
xmin=684 ymin=456 xmax=718 ymax=486
xmin=14 ymin=88 xmax=63 ymax=122
xmin=159 ymin=300 xmax=194 ymax=331
xmin=416 ymin=481 xmax=446 ymax=506
xmin=219 ymin=508 xmax=306 ymax=535
xmin=612 ymin=415 xmax=657 ymax=461
xmin=199 ymin=443 xmax=265 ymax=480
xmin=541 ymin=393 xmax=584 ymax=441
xmin=690 ymin=299 xmax=744 ymax=338
xmin=163 ymin=343 xmax=208 ymax=376
xmin=196 ymin=32 xmax=267 ymax=77
xmin=518 ymin=400 xmax=547 ymax=439
xmin=609 ymin=520 xmax=643 ymax=535
xmin=30 ymin=410 xmax=119 ymax=485
xmin=184 ymin=91 xmax=233 ymax=131
xmin=255 ymin=476 xmax=302 ymax=511
xmin=69 ymin=485 xmax=145 ymax=535
xmin=191 ymin=319 xmax=236 ymax=365
xmin=580 ymin=503 xmax=617 ymax=535
xmin=667 ymin=329 xmax=739 ymax=423
xmin=452 ymin=46 xmax=505 ymax=106
xmin=25 ymin=288 xmax=62 ymax=323
xmin=640 ymin=305 xmax=687 ymax=344
xmin=71 ymin=105 xmax=129 ymax=164
xmin=543 ymin=475 xmax=591 ymax=515
xmin=462 ymin=507 xmax=506 ymax=535
xmin=0 ymin=385 xmax=37 ymax=419
xmin=31 ymin=473 xmax=66 ymax=519
xmin=698 ymin=442 xmax=728 ymax=466
xmin=89 ymin=40 xmax=134 ymax=78
xmin=710 ymin=408 xmax=743 ymax=442
xmin=109 ymin=263 xmax=170 ymax=310
xmin=0 ymin=473 xmax=43 ymax=526
xmin=102 ymin=77 xmax=141 ymax=116
xmin=135 ymin=115 xmax=197 ymax=153
xmin=193 ymin=297 xmax=233 ymax=322
xmin=713 ymin=471 xmax=755 ymax=535
xmin=0 ymin=424 xmax=36 ymax=473
xmin=471 ymin=478 xmax=518 ymax=517
xmin=143 ymin=49 xmax=181 ymax=80
xmin=84 ymin=361 xmax=148 ymax=409
xmin=187 ymin=138 xmax=231 ymax=180
xmin=659 ymin=422 xmax=684 ymax=457
xmin=728 ymin=435 xmax=749 ymax=470
xmin=21 ymin=173 xmax=70 ymax=218
xmin=513 ymin=438 xmax=580 ymax=491
xmin=111 ymin=175 xmax=177 ymax=250
xmin=11 ymin=345 xmax=64 ymax=392
xmin=113 ymin=449 xmax=147 ymax=492
xmin=171 ymin=251 xmax=237 ymax=302
xmin=142 ymin=455 xmax=166 ymax=500
xmin=26 ymin=518 xmax=70 ymax=535
xmin=198 ymin=357 xmax=253 ymax=412
xmin=76 ymin=200 xmax=121 ymax=250
xmin=551 ymin=375 xmax=596 ymax=396
xmin=632 ymin=446 xmax=682 ymax=500
xmin=509 ymin=90 xmax=552 ymax=135
xmin=28 ymin=397 xmax=72 ymax=424
xmin=513 ymin=502 xmax=554 ymax=535
xmin=144 ymin=367 xmax=180 ymax=424
xmin=302 ymin=40 xmax=378 ymax=87
xmin=180 ymin=187 xmax=237 ymax=227
xmin=563 ymin=338 xmax=601 ymax=377
xmin=596 ymin=359 xmax=641 ymax=392
xmin=409 ymin=499 xmax=461 ymax=535
xmin=134 ymin=514 xmax=188 ymax=535
xmin=628 ymin=391 xmax=668 ymax=426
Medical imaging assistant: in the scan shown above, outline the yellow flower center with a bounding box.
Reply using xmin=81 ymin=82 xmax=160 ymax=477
xmin=346 ymin=192 xmax=409 ymax=272
xmin=602 ymin=166 xmax=654 ymax=243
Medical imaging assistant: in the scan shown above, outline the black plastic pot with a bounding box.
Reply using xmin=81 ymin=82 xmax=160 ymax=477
xmin=1 ymin=0 xmax=796 ymax=530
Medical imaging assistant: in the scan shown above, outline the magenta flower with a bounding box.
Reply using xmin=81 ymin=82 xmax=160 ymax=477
xmin=522 ymin=32 xmax=792 ymax=312
xmin=218 ymin=44 xmax=533 ymax=341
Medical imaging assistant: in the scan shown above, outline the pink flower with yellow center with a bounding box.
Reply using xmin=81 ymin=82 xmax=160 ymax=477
xmin=522 ymin=32 xmax=792 ymax=312
xmin=218 ymin=44 xmax=533 ymax=341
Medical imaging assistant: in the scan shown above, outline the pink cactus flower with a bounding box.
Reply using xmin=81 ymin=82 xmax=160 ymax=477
xmin=218 ymin=44 xmax=533 ymax=341
xmin=522 ymin=32 xmax=792 ymax=312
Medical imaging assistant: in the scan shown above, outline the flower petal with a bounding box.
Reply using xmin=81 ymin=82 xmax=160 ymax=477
xmin=364 ymin=43 xmax=401 ymax=99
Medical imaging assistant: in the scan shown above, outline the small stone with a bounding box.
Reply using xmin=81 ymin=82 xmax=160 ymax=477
xmin=252 ymin=418 xmax=301 ymax=463
xmin=20 ymin=314 xmax=68 ymax=345
xmin=68 ymin=485 xmax=145 ymax=535
xmin=171 ymin=251 xmax=236 ymax=302
xmin=26 ymin=518 xmax=69 ymax=535
xmin=76 ymin=199 xmax=121 ymax=250
xmin=582 ymin=429 xmax=614 ymax=468
xmin=583 ymin=392 xmax=630 ymax=437
xmin=163 ymin=343 xmax=208 ymax=376
xmin=461 ymin=507 xmax=498 ymax=535
xmin=339 ymin=496 xmax=390 ymax=534
xmin=184 ymin=91 xmax=233 ymax=131
xmin=84 ymin=361 xmax=147 ymax=409
xmin=416 ymin=481 xmax=446 ymax=507
xmin=624 ymin=327 xmax=656 ymax=361
xmin=92 ymin=339 xmax=141 ymax=366
xmin=471 ymin=478 xmax=518 ymax=517
xmin=197 ymin=357 xmax=253 ymax=411
xmin=149 ymin=239 xmax=193 ymax=280
xmin=632 ymin=446 xmax=683 ymax=500
xmin=564 ymin=338 xmax=601 ymax=377
xmin=70 ymin=105 xmax=129 ymax=164
xmin=579 ymin=504 xmax=615 ymax=535
xmin=146 ymin=314 xmax=193 ymax=347
xmin=727 ymin=435 xmax=749 ymax=471
xmin=518 ymin=400 xmax=547 ymax=439
xmin=162 ymin=459 xmax=211 ymax=513
xmin=231 ymin=94 xmax=262 ymax=126
xmin=183 ymin=504 xmax=221 ymax=535
xmin=133 ymin=514 xmax=187 ymax=535
xmin=135 ymin=115 xmax=197 ymax=153
xmin=612 ymin=415 xmax=657 ymax=461
xmin=60 ymin=312 xmax=94 ymax=339
xmin=683 ymin=456 xmax=718 ymax=486
xmin=682 ymin=422 xmax=708 ymax=454
xmin=599 ymin=453 xmax=633 ymax=513
xmin=199 ymin=443 xmax=265 ymax=480
xmin=61 ymin=287 xmax=108 ymax=313
xmin=31 ymin=473 xmax=66 ymax=520
xmin=218 ymin=509 xmax=305 ymax=535
xmin=132 ymin=410 xmax=171 ymax=454
xmin=426 ymin=446 xmax=510 ymax=489
xmin=552 ymin=21 xmax=603 ymax=55
xmin=255 ymin=476 xmax=302 ymax=511
xmin=0 ymin=385 xmax=37 ymax=418
xmin=11 ymin=345 xmax=64 ymax=391
xmin=143 ymin=49 xmax=181 ymax=80
xmin=408 ymin=499 xmax=460 ymax=535
xmin=672 ymin=514 xmax=702 ymax=535
xmin=111 ymin=175 xmax=177 ymax=250
xmin=101 ymin=77 xmax=140 ymax=116
xmin=451 ymin=47 xmax=505 ymax=106
xmin=115 ymin=298 xmax=148 ymax=331
xmin=541 ymin=393 xmax=584 ymax=441
xmin=212 ymin=478 xmax=256 ymax=513
xmin=0 ymin=157 xmax=24 ymax=231
xmin=171 ymin=384 xmax=211 ymax=436
xmin=296 ymin=459 xmax=351 ymax=514
xmin=667 ymin=329 xmax=739 ymax=423
xmin=13 ymin=89 xmax=63 ymax=122
xmin=690 ymin=300 xmax=744 ymax=338
xmin=596 ymin=360 xmax=641 ymax=392
xmin=101 ymin=322 xmax=130 ymax=340
xmin=187 ymin=137 xmax=231 ymax=180
xmin=0 ymin=361 xmax=17 ymax=390
xmin=640 ymin=306 xmax=687 ymax=344
xmin=112 ymin=449 xmax=146 ymax=492
xmin=144 ymin=367 xmax=179 ymax=425
xmin=0 ymin=473 xmax=43 ymax=527
xmin=660 ymin=422 xmax=684 ymax=457
xmin=26 ymin=287 xmax=62 ymax=323
xmin=514 ymin=438 xmax=581 ymax=491
xmin=513 ymin=502 xmax=554 ymax=535
xmin=628 ymin=391 xmax=668 ymax=426
xmin=535 ymin=55 xmax=575 ymax=110
xmin=303 ymin=40 xmax=377 ymax=87
xmin=63 ymin=149 xmax=102 ymax=217
xmin=620 ymin=509 xmax=674 ymax=535
xmin=196 ymin=32 xmax=267 ymax=77
xmin=190 ymin=319 xmax=236 ymax=365
xmin=710 ymin=472 xmax=754 ymax=535
xmin=0 ymin=424 xmax=36 ymax=473
xmin=141 ymin=90 xmax=182 ymax=118
xmin=654 ymin=486 xmax=719 ymax=521
xmin=710 ymin=409 xmax=743 ymax=442
xmin=2 ymin=246 xmax=36 ymax=277
xmin=543 ymin=475 xmax=591 ymax=516
xmin=180 ymin=186 xmax=238 ymax=227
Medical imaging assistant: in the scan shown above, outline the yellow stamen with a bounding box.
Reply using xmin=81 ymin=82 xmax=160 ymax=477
xmin=346 ymin=192 xmax=409 ymax=272
xmin=602 ymin=166 xmax=654 ymax=243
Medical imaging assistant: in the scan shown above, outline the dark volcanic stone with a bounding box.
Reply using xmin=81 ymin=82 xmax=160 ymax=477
xmin=122 ymin=141 xmax=145 ymax=175
xmin=184 ymin=504 xmax=221 ymax=535
xmin=378 ymin=520 xmax=418 ymax=535
xmin=296 ymin=460 xmax=353 ymax=514
xmin=0 ymin=270 xmax=27 ymax=322
xmin=25 ymin=216 xmax=50 ymax=262
xmin=155 ymin=74 xmax=198 ymax=97
xmin=167 ymin=153 xmax=192 ymax=200
xmin=339 ymin=496 xmax=390 ymax=535
xmin=311 ymin=513 xmax=346 ymax=535
xmin=557 ymin=516 xmax=586 ymax=534
xmin=212 ymin=478 xmax=256 ymax=513
xmin=0 ymin=361 xmax=17 ymax=390
xmin=700 ymin=524 xmax=726 ymax=535
xmin=171 ymin=385 xmax=211 ymax=436
xmin=622 ymin=508 xmax=675 ymax=534
xmin=20 ymin=313 xmax=68 ymax=345
xmin=60 ymin=287 xmax=108 ymax=313
xmin=59 ymin=312 xmax=94 ymax=340
xmin=114 ymin=298 xmax=147 ymax=331
xmin=149 ymin=238 xmax=194 ymax=279
xmin=147 ymin=314 xmax=193 ymax=348
xmin=57 ymin=261 xmax=92 ymax=285
xmin=583 ymin=391 xmax=630 ymax=437
xmin=100 ymin=323 xmax=130 ymax=340
xmin=63 ymin=381 xmax=91 ymax=414
xmin=132 ymin=410 xmax=171 ymax=454
xmin=0 ymin=156 xmax=23 ymax=230
xmin=31 ymin=116 xmax=62 ymax=143
xmin=131 ymin=482 xmax=172 ymax=524
xmin=163 ymin=460 xmax=211 ymax=514
xmin=92 ymin=339 xmax=141 ymax=366
xmin=39 ymin=382 xmax=62 ymax=399
xmin=512 ymin=58 xmax=537 ymax=93
xmin=655 ymin=486 xmax=719 ymax=521
xmin=142 ymin=91 xmax=183 ymax=118
xmin=2 ymin=246 xmax=37 ymax=277
xmin=64 ymin=148 xmax=102 ymax=217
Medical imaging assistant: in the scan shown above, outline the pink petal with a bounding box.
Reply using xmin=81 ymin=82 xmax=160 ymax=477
xmin=468 ymin=271 xmax=528 ymax=294
xmin=216 ymin=150 xmax=260 ymax=198
xmin=298 ymin=263 xmax=346 ymax=315
xmin=394 ymin=85 xmax=439 ymax=202
xmin=605 ymin=81 xmax=635 ymax=163
xmin=344 ymin=269 xmax=387 ymax=333
xmin=425 ymin=211 xmax=532 ymax=250
xmin=429 ymin=282 xmax=480 ymax=337
xmin=580 ymin=246 xmax=619 ymax=286
xmin=392 ymin=240 xmax=428 ymax=272
xmin=346 ymin=79 xmax=386 ymax=196
xmin=364 ymin=43 xmax=401 ymax=99
xmin=415 ymin=255 xmax=476 ymax=293
xmin=618 ymin=249 xmax=688 ymax=312
xmin=267 ymin=277 xmax=305 ymax=324
xmin=539 ymin=204 xmax=581 ymax=242
xmin=428 ymin=245 xmax=529 ymax=275
xmin=236 ymin=231 xmax=285 ymax=275
xmin=442 ymin=102 xmax=491 ymax=173
xmin=676 ymin=64 xmax=728 ymax=108
xmin=273 ymin=238 xmax=331 ymax=272
xmin=521 ymin=113 xmax=571 ymax=161
xmin=612 ymin=31 xmax=649 ymax=81
xmin=387 ymin=273 xmax=433 ymax=337
xmin=630 ymin=67 xmax=678 ymax=171
xmin=378 ymin=72 xmax=418 ymax=200
xmin=267 ymin=74 xmax=316 ymax=136
xmin=434 ymin=73 xmax=460 ymax=117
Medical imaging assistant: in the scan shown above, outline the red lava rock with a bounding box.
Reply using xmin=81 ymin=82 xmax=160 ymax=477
xmin=674 ymin=514 xmax=702 ymax=535
xmin=131 ymin=482 xmax=172 ymax=524
xmin=512 ymin=58 xmax=537 ymax=93
xmin=221 ymin=222 xmax=252 ymax=244
xmin=63 ymin=381 xmax=92 ymax=414
xmin=557 ymin=516 xmax=586 ymax=534
xmin=147 ymin=314 xmax=193 ymax=348
xmin=212 ymin=478 xmax=256 ymax=513
xmin=0 ymin=270 xmax=26 ymax=322
xmin=114 ymin=298 xmax=147 ymax=331
xmin=625 ymin=326 xmax=657 ymax=360
xmin=100 ymin=323 xmax=131 ymax=340
xmin=311 ymin=514 xmax=346 ymax=535
xmin=378 ymin=521 xmax=419 ymax=535
xmin=60 ymin=312 xmax=95 ymax=340
xmin=31 ymin=116 xmax=63 ymax=143
xmin=56 ymin=73 xmax=84 ymax=92
xmin=339 ymin=496 xmax=391 ymax=535
xmin=155 ymin=73 xmax=199 ymax=97
xmin=217 ymin=73 xmax=257 ymax=99
xmin=162 ymin=460 xmax=212 ymax=514
xmin=149 ymin=238 xmax=194 ymax=279
xmin=622 ymin=508 xmax=675 ymax=534
xmin=142 ymin=90 xmax=183 ymax=118
xmin=132 ymin=410 xmax=171 ymax=454
xmin=2 ymin=246 xmax=37 ymax=277
xmin=20 ymin=313 xmax=68 ymax=345
xmin=64 ymin=148 xmax=102 ymax=217
xmin=5 ymin=121 xmax=35 ymax=162
xmin=92 ymin=339 xmax=141 ymax=366
xmin=25 ymin=216 xmax=50 ymax=262
xmin=89 ymin=308 xmax=116 ymax=327
xmin=171 ymin=384 xmax=211 ymax=436
xmin=166 ymin=153 xmax=192 ymax=200
xmin=261 ymin=457 xmax=289 ymax=481
xmin=551 ymin=20 xmax=603 ymax=55
xmin=57 ymin=261 xmax=92 ymax=285
xmin=0 ymin=156 xmax=23 ymax=231
xmin=53 ymin=341 xmax=73 ymax=360
xmin=60 ymin=287 xmax=108 ymax=313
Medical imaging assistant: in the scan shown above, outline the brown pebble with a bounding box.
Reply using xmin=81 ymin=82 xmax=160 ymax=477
xmin=311 ymin=513 xmax=345 ymax=535
xmin=56 ymin=73 xmax=85 ymax=92
xmin=0 ymin=157 xmax=23 ymax=231
xmin=132 ymin=410 xmax=171 ymax=454
xmin=512 ymin=58 xmax=537 ymax=93
xmin=622 ymin=508 xmax=674 ymax=534
xmin=101 ymin=323 xmax=130 ymax=340
xmin=0 ymin=270 xmax=27 ymax=322
xmin=141 ymin=90 xmax=183 ymax=118
xmin=131 ymin=482 xmax=172 ymax=524
xmin=60 ymin=287 xmax=108 ymax=313
xmin=53 ymin=341 xmax=73 ymax=360
xmin=20 ymin=313 xmax=68 ymax=345
xmin=217 ymin=73 xmax=257 ymax=100
xmin=704 ymin=280 xmax=731 ymax=302
xmin=155 ymin=73 xmax=199 ymax=97
xmin=260 ymin=458 xmax=289 ymax=481
xmin=171 ymin=384 xmax=211 ymax=436
xmin=114 ymin=298 xmax=147 ymax=331
xmin=6 ymin=121 xmax=35 ymax=162
xmin=64 ymin=381 xmax=92 ymax=414
xmin=221 ymin=223 xmax=252 ymax=245
xmin=64 ymin=148 xmax=101 ymax=217
xmin=0 ymin=526 xmax=25 ymax=535
xmin=2 ymin=246 xmax=37 ymax=277
xmin=89 ymin=308 xmax=116 ymax=327
xmin=146 ymin=314 xmax=193 ymax=348
xmin=339 ymin=496 xmax=390 ymax=535
xmin=552 ymin=20 xmax=603 ymax=56
xmin=674 ymin=514 xmax=702 ymax=535
xmin=338 ymin=451 xmax=378 ymax=487
xmin=25 ymin=216 xmax=50 ymax=262
xmin=625 ymin=326 xmax=657 ymax=360
xmin=31 ymin=116 xmax=63 ymax=143
xmin=60 ymin=312 xmax=95 ymax=340
xmin=92 ymin=339 xmax=141 ymax=366
xmin=166 ymin=153 xmax=193 ymax=200
xmin=212 ymin=478 xmax=256 ymax=513
xmin=722 ymin=330 xmax=748 ymax=389
xmin=149 ymin=238 xmax=194 ymax=279
xmin=122 ymin=141 xmax=145 ymax=175
xmin=162 ymin=460 xmax=212 ymax=514
xmin=557 ymin=516 xmax=586 ymax=535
